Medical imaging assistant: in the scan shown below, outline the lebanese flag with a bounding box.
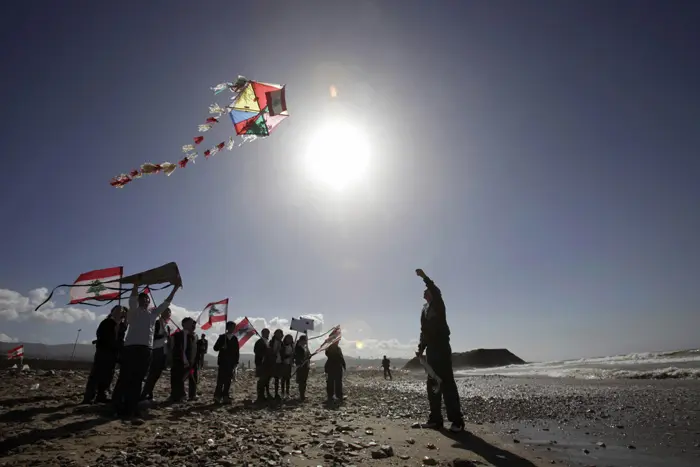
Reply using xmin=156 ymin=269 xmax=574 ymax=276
xmin=233 ymin=317 xmax=257 ymax=348
xmin=69 ymin=267 xmax=123 ymax=304
xmin=168 ymin=318 xmax=181 ymax=336
xmin=7 ymin=345 xmax=24 ymax=359
xmin=197 ymin=298 xmax=228 ymax=330
xmin=265 ymin=87 xmax=287 ymax=116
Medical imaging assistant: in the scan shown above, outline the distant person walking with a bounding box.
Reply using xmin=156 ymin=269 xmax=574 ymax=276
xmin=115 ymin=279 xmax=180 ymax=418
xmin=382 ymin=355 xmax=392 ymax=380
xmin=213 ymin=321 xmax=239 ymax=404
xmin=82 ymin=305 xmax=124 ymax=404
xmin=414 ymin=268 xmax=464 ymax=433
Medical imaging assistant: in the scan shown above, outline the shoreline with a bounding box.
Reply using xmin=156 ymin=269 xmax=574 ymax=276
xmin=1 ymin=369 xmax=698 ymax=466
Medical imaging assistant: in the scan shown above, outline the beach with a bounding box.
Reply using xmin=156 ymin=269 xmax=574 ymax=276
xmin=1 ymin=366 xmax=698 ymax=467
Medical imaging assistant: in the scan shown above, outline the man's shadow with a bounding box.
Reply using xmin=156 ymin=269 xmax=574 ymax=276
xmin=0 ymin=417 xmax=111 ymax=454
xmin=443 ymin=430 xmax=538 ymax=467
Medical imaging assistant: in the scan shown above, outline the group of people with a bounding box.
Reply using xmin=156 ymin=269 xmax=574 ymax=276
xmin=80 ymin=268 xmax=465 ymax=433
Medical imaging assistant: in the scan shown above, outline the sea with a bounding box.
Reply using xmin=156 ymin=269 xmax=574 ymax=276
xmin=455 ymin=348 xmax=700 ymax=380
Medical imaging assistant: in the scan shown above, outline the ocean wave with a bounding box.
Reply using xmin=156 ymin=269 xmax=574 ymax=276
xmin=456 ymin=365 xmax=700 ymax=380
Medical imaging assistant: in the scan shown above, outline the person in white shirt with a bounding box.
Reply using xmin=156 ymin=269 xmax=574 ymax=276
xmin=114 ymin=280 xmax=179 ymax=418
xmin=141 ymin=308 xmax=172 ymax=401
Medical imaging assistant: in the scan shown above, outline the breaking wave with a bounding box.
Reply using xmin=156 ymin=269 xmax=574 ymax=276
xmin=455 ymin=348 xmax=700 ymax=380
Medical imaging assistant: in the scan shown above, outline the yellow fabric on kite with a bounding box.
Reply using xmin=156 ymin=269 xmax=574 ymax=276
xmin=232 ymin=84 xmax=260 ymax=112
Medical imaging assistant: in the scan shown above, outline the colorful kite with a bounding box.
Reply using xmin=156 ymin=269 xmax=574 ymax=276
xmin=110 ymin=76 xmax=289 ymax=188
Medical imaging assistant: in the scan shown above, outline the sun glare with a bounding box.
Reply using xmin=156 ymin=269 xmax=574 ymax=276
xmin=304 ymin=122 xmax=370 ymax=190
xmin=355 ymin=341 xmax=365 ymax=350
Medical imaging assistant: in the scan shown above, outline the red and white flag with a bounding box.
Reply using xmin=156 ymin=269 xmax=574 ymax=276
xmin=233 ymin=317 xmax=257 ymax=348
xmin=7 ymin=345 xmax=24 ymax=359
xmin=168 ymin=318 xmax=181 ymax=336
xmin=197 ymin=298 xmax=228 ymax=330
xmin=69 ymin=267 xmax=123 ymax=304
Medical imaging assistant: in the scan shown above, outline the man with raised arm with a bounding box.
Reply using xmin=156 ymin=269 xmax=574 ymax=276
xmin=115 ymin=277 xmax=180 ymax=418
xmin=414 ymin=268 xmax=465 ymax=433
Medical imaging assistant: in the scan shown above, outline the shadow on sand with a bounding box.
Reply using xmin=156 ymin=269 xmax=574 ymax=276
xmin=0 ymin=417 xmax=111 ymax=453
xmin=443 ymin=430 xmax=538 ymax=467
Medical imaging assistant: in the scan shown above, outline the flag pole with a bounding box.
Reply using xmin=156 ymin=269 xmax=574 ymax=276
xmin=70 ymin=329 xmax=81 ymax=361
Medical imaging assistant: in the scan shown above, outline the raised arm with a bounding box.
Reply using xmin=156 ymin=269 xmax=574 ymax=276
xmin=153 ymin=284 xmax=180 ymax=316
xmin=416 ymin=269 xmax=441 ymax=298
xmin=128 ymin=283 xmax=139 ymax=312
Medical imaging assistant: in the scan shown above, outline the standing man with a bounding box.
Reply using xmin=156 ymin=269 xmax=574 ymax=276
xmin=196 ymin=333 xmax=208 ymax=369
xmin=82 ymin=305 xmax=124 ymax=404
xmin=213 ymin=321 xmax=240 ymax=404
xmin=116 ymin=279 xmax=180 ymax=418
xmin=141 ymin=307 xmax=173 ymax=401
xmin=382 ymin=355 xmax=392 ymax=380
xmin=414 ymin=268 xmax=464 ymax=433
xmin=254 ymin=328 xmax=271 ymax=402
xmin=170 ymin=317 xmax=198 ymax=402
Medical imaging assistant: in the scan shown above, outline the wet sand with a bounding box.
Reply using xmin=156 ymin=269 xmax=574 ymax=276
xmin=1 ymin=366 xmax=698 ymax=466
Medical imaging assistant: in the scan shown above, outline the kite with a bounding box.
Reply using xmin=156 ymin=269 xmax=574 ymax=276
xmin=110 ymin=75 xmax=289 ymax=188
xmin=34 ymin=262 xmax=183 ymax=311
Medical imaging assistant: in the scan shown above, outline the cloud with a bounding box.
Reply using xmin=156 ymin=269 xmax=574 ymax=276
xmin=0 ymin=288 xmax=97 ymax=324
xmin=0 ymin=332 xmax=18 ymax=343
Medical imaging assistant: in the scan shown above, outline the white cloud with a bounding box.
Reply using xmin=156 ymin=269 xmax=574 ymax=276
xmin=0 ymin=288 xmax=97 ymax=324
xmin=0 ymin=332 xmax=18 ymax=343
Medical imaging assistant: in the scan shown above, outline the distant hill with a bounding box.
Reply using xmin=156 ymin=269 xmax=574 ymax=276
xmin=403 ymin=348 xmax=525 ymax=370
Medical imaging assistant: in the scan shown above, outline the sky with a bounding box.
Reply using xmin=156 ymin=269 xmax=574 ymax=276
xmin=1 ymin=1 xmax=699 ymax=362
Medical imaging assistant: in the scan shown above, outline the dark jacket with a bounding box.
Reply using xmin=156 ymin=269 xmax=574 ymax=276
xmin=171 ymin=330 xmax=197 ymax=366
xmin=196 ymin=337 xmax=208 ymax=365
xmin=213 ymin=333 xmax=240 ymax=367
xmin=324 ymin=345 xmax=346 ymax=374
xmin=419 ymin=276 xmax=451 ymax=350
xmin=94 ymin=317 xmax=120 ymax=353
xmin=267 ymin=337 xmax=282 ymax=366
xmin=294 ymin=342 xmax=311 ymax=367
xmin=254 ymin=337 xmax=268 ymax=367
xmin=382 ymin=357 xmax=390 ymax=368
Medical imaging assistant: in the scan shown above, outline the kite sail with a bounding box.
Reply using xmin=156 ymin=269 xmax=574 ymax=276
xmin=110 ymin=75 xmax=289 ymax=188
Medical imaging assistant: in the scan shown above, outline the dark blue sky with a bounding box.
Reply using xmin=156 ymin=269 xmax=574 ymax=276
xmin=1 ymin=1 xmax=698 ymax=361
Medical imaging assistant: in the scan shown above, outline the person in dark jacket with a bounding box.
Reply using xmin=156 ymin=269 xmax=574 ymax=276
xmin=414 ymin=268 xmax=464 ymax=433
xmin=169 ymin=317 xmax=198 ymax=402
xmin=280 ymin=334 xmax=294 ymax=398
xmin=82 ymin=305 xmax=124 ymax=404
xmin=294 ymin=334 xmax=311 ymax=400
xmin=382 ymin=355 xmax=392 ymax=380
xmin=213 ymin=321 xmax=240 ymax=403
xmin=110 ymin=315 xmax=129 ymax=407
xmin=268 ymin=329 xmax=284 ymax=400
xmin=196 ymin=334 xmax=208 ymax=369
xmin=324 ymin=342 xmax=346 ymax=401
xmin=141 ymin=308 xmax=173 ymax=401
xmin=254 ymin=328 xmax=271 ymax=402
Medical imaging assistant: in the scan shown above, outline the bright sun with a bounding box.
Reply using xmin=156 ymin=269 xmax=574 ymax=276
xmin=304 ymin=122 xmax=370 ymax=190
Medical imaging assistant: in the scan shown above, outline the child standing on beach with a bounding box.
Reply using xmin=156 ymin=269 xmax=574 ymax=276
xmin=280 ymin=334 xmax=294 ymax=398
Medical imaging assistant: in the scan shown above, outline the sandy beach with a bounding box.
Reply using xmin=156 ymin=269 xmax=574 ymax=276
xmin=1 ymin=367 xmax=698 ymax=466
